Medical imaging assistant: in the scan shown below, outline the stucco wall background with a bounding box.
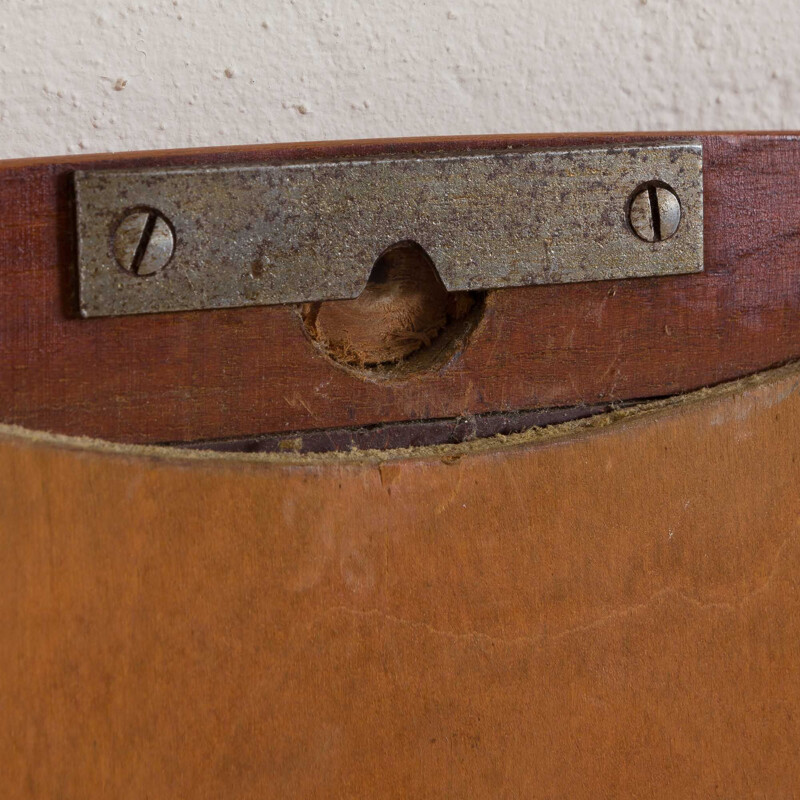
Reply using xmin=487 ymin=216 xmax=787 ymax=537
xmin=0 ymin=0 xmax=798 ymax=159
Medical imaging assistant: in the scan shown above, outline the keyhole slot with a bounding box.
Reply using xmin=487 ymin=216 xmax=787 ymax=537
xmin=302 ymin=241 xmax=485 ymax=379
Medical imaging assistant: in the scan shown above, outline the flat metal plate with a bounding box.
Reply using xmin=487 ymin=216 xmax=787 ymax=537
xmin=75 ymin=142 xmax=703 ymax=317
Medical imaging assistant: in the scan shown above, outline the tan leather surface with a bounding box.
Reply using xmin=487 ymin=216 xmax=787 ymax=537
xmin=2 ymin=366 xmax=800 ymax=797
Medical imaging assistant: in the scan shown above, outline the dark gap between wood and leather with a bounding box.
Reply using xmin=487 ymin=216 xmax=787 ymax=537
xmin=170 ymin=401 xmax=630 ymax=454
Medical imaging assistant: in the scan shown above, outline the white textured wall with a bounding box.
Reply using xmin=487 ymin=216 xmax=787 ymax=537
xmin=0 ymin=0 xmax=798 ymax=159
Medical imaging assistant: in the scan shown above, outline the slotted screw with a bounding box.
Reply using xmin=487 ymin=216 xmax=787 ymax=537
xmin=113 ymin=208 xmax=175 ymax=276
xmin=628 ymin=184 xmax=681 ymax=243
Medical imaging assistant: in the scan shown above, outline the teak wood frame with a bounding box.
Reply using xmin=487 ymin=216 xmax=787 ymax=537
xmin=1 ymin=132 xmax=798 ymax=445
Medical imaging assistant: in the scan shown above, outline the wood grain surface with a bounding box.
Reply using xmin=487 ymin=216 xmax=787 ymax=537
xmin=2 ymin=133 xmax=800 ymax=444
xmin=2 ymin=362 xmax=800 ymax=797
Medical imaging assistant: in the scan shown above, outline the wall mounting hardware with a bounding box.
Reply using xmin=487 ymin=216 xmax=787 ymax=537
xmin=74 ymin=141 xmax=703 ymax=318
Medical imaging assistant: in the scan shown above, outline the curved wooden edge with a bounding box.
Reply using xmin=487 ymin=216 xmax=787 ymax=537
xmin=3 ymin=132 xmax=800 ymax=443
xmin=3 ymin=361 xmax=800 ymax=797
xmin=1 ymin=360 xmax=797 ymax=467
xmin=2 ymin=129 xmax=783 ymax=169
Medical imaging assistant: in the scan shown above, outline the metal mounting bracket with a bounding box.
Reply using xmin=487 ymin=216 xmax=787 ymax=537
xmin=74 ymin=141 xmax=703 ymax=318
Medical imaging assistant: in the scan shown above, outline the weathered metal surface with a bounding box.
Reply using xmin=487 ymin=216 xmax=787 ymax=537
xmin=75 ymin=142 xmax=704 ymax=317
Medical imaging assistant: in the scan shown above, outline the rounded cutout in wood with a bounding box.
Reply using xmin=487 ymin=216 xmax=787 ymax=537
xmin=301 ymin=241 xmax=485 ymax=379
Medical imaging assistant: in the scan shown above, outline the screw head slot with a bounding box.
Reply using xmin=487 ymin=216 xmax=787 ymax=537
xmin=113 ymin=209 xmax=175 ymax=276
xmin=628 ymin=183 xmax=681 ymax=243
